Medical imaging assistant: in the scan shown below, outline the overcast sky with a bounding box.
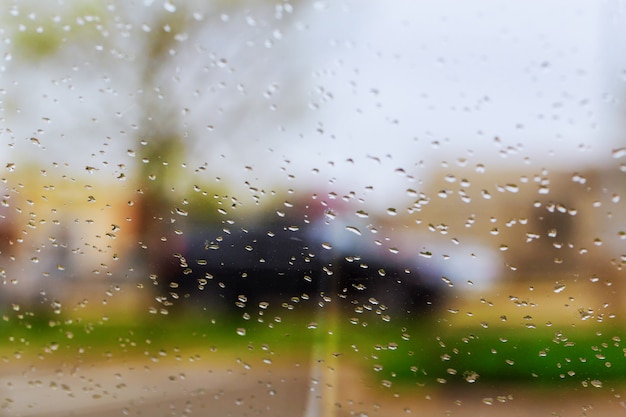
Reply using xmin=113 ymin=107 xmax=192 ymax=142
xmin=275 ymin=0 xmax=624 ymax=175
xmin=2 ymin=0 xmax=625 ymax=210
xmin=201 ymin=0 xmax=626 ymax=206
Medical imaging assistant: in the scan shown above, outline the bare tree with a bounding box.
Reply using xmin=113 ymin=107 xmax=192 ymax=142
xmin=3 ymin=0 xmax=310 ymax=268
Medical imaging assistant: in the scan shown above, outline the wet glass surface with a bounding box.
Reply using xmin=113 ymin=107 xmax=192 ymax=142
xmin=1 ymin=1 xmax=625 ymax=416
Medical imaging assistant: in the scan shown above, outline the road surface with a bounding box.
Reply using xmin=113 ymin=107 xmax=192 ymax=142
xmin=1 ymin=356 xmax=625 ymax=416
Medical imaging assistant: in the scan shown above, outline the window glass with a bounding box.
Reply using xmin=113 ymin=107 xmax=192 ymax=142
xmin=1 ymin=1 xmax=625 ymax=415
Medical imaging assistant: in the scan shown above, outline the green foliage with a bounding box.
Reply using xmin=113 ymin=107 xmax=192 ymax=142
xmin=371 ymin=324 xmax=626 ymax=387
xmin=13 ymin=30 xmax=64 ymax=59
xmin=8 ymin=2 xmax=107 ymax=61
xmin=3 ymin=310 xmax=625 ymax=388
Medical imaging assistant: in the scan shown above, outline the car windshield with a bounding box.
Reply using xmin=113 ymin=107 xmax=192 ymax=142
xmin=1 ymin=1 xmax=625 ymax=416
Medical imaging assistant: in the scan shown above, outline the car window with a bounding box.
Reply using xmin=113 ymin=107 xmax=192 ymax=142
xmin=1 ymin=1 xmax=625 ymax=416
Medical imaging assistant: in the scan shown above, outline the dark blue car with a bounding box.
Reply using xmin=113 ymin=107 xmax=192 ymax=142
xmin=155 ymin=214 xmax=442 ymax=316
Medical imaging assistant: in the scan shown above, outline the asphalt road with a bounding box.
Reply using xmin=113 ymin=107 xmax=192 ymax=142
xmin=2 ymin=356 xmax=626 ymax=417
xmin=0 ymin=357 xmax=310 ymax=417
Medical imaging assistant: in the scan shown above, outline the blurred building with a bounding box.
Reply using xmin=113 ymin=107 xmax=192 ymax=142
xmin=412 ymin=163 xmax=626 ymax=320
xmin=0 ymin=173 xmax=141 ymax=313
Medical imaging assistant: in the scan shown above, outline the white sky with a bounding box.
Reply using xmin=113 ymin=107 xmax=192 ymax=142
xmin=276 ymin=0 xmax=624 ymax=171
xmin=202 ymin=0 xmax=626 ymax=208
xmin=2 ymin=0 xmax=625 ymax=210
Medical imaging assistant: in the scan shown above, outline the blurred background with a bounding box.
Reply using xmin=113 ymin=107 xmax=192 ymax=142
xmin=1 ymin=0 xmax=626 ymax=416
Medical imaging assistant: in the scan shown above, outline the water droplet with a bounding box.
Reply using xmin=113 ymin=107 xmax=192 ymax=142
xmin=236 ymin=328 xmax=246 ymax=336
xmin=321 ymin=242 xmax=332 ymax=250
xmin=612 ymin=148 xmax=626 ymax=159
xmin=590 ymin=379 xmax=603 ymax=388
xmin=386 ymin=208 xmax=397 ymax=216
xmin=355 ymin=210 xmax=369 ymax=218
xmin=553 ymin=282 xmax=566 ymax=293
xmin=163 ymin=1 xmax=176 ymax=12
xmin=571 ymin=173 xmax=586 ymax=184
xmin=345 ymin=226 xmax=361 ymax=235
xmin=440 ymin=276 xmax=453 ymax=287
xmin=464 ymin=371 xmax=479 ymax=383
xmin=505 ymin=184 xmax=519 ymax=193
